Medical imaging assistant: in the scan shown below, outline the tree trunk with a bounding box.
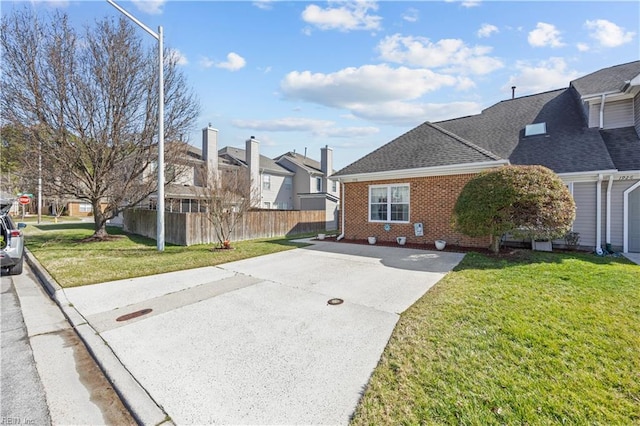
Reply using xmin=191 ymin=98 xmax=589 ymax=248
xmin=490 ymin=234 xmax=501 ymax=254
xmin=91 ymin=200 xmax=109 ymax=239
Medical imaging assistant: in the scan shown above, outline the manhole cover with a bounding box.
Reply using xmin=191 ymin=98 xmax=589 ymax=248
xmin=327 ymin=298 xmax=344 ymax=305
xmin=116 ymin=308 xmax=153 ymax=322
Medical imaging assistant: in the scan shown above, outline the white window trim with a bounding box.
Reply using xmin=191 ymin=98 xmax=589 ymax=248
xmin=368 ymin=183 xmax=410 ymax=223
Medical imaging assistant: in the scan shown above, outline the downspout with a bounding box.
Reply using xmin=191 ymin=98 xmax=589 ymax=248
xmin=606 ymin=175 xmax=613 ymax=247
xmin=596 ymin=174 xmax=603 ymax=252
xmin=337 ymin=181 xmax=345 ymax=240
xmin=599 ymin=94 xmax=605 ymax=128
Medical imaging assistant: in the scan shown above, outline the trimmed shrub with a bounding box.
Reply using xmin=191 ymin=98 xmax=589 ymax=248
xmin=452 ymin=165 xmax=575 ymax=253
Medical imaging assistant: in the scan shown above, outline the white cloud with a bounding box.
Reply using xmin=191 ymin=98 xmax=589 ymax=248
xmin=199 ymin=57 xmax=215 ymax=69
xmin=253 ymin=0 xmax=274 ymax=10
xmin=349 ymin=101 xmax=482 ymax=125
xmin=576 ymin=42 xmax=590 ymax=52
xmin=167 ymin=49 xmax=188 ymax=66
xmin=402 ymin=8 xmax=419 ymax=23
xmin=231 ymin=117 xmax=379 ymax=138
xmin=280 ymin=64 xmax=483 ymax=125
xmin=528 ymin=22 xmax=565 ymax=48
xmin=477 ymin=23 xmax=498 ymax=38
xmin=301 ymin=1 xmax=382 ymax=32
xmin=30 ymin=0 xmax=69 ymax=8
xmin=132 ymin=0 xmax=165 ymax=15
xmin=503 ymin=58 xmax=581 ymax=95
xmin=281 ymin=64 xmax=465 ymax=108
xmin=461 ymin=0 xmax=481 ymax=7
xmin=377 ymin=34 xmax=503 ymax=75
xmin=216 ymin=52 xmax=246 ymax=71
xmin=585 ymin=19 xmax=635 ymax=48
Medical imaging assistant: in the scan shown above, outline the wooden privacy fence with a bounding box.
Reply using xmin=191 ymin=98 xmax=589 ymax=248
xmin=123 ymin=209 xmax=328 ymax=246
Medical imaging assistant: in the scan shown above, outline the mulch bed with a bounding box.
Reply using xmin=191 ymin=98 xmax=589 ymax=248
xmin=315 ymin=236 xmax=591 ymax=259
xmin=317 ymin=235 xmax=493 ymax=255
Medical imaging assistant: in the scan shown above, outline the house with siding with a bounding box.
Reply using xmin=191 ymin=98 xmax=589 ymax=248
xmin=157 ymin=126 xmax=340 ymax=230
xmin=332 ymin=61 xmax=640 ymax=254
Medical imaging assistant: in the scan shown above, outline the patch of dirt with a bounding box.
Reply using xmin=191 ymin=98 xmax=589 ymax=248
xmin=78 ymin=235 xmax=125 ymax=243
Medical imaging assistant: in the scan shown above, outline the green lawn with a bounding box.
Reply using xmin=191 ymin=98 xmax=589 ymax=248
xmin=24 ymin=223 xmax=308 ymax=287
xmin=351 ymin=251 xmax=640 ymax=425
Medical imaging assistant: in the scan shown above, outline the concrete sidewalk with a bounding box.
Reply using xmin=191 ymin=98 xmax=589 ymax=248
xmin=33 ymin=240 xmax=465 ymax=425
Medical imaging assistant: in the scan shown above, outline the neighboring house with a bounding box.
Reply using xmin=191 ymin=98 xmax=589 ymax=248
xmin=151 ymin=126 xmax=340 ymax=230
xmin=332 ymin=61 xmax=640 ymax=253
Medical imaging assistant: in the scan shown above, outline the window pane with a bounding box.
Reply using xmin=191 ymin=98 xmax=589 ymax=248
xmin=390 ymin=204 xmax=408 ymax=221
xmin=391 ymin=186 xmax=408 ymax=203
xmin=370 ymin=204 xmax=387 ymax=221
xmin=370 ymin=187 xmax=387 ymax=203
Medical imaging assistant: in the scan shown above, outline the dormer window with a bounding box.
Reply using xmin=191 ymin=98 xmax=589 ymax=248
xmin=525 ymin=122 xmax=546 ymax=136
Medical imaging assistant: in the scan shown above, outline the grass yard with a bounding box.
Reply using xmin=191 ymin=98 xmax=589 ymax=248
xmin=351 ymin=251 xmax=640 ymax=425
xmin=24 ymin=223 xmax=308 ymax=287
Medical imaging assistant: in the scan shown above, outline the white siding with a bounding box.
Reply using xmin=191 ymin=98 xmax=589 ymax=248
xmin=572 ymin=182 xmax=597 ymax=248
xmin=260 ymin=173 xmax=293 ymax=210
xmin=588 ymin=98 xmax=634 ymax=129
xmin=607 ymin=180 xmax=638 ymax=249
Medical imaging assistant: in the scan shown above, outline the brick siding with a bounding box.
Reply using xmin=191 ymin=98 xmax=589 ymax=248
xmin=343 ymin=174 xmax=490 ymax=248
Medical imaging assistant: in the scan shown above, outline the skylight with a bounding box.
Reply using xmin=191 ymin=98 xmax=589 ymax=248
xmin=525 ymin=122 xmax=547 ymax=137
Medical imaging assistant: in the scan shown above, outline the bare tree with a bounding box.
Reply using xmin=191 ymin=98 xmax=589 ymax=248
xmin=196 ymin=166 xmax=258 ymax=249
xmin=0 ymin=8 xmax=199 ymax=239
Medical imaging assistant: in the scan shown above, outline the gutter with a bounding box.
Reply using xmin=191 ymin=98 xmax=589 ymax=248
xmin=337 ymin=181 xmax=345 ymax=241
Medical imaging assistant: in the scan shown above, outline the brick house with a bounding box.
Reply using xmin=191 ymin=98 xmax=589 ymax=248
xmin=332 ymin=61 xmax=640 ymax=253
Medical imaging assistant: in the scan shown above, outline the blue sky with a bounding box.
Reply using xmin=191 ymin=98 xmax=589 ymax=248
xmin=3 ymin=1 xmax=639 ymax=170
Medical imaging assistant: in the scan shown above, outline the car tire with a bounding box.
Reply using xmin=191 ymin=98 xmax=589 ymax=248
xmin=9 ymin=255 xmax=23 ymax=275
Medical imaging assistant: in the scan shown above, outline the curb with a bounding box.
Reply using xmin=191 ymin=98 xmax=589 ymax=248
xmin=25 ymin=249 xmax=172 ymax=426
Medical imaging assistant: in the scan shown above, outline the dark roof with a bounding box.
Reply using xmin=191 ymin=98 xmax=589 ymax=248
xmin=332 ymin=122 xmax=501 ymax=176
xmin=571 ymin=61 xmax=640 ymax=97
xmin=599 ymin=127 xmax=640 ymax=171
xmin=219 ymin=147 xmax=293 ymax=175
xmin=275 ymin=152 xmax=323 ymax=174
xmin=437 ymin=88 xmax=616 ymax=173
xmin=333 ymin=62 xmax=639 ymax=178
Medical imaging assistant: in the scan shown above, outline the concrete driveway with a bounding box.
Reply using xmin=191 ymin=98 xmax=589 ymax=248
xmin=63 ymin=240 xmax=464 ymax=425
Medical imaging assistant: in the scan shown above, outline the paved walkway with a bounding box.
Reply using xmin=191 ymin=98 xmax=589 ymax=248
xmin=39 ymin=240 xmax=465 ymax=425
xmin=623 ymin=252 xmax=640 ymax=265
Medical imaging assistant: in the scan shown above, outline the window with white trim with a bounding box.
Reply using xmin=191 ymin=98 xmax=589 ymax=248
xmin=316 ymin=177 xmax=322 ymax=192
xmin=262 ymin=174 xmax=271 ymax=190
xmin=79 ymin=203 xmax=92 ymax=213
xmin=369 ymin=184 xmax=409 ymax=222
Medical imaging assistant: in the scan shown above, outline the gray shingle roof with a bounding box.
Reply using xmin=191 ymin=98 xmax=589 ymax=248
xmin=571 ymin=61 xmax=640 ymax=97
xmin=332 ymin=121 xmax=502 ymax=177
xmin=438 ymin=88 xmax=617 ymax=173
xmin=275 ymin=152 xmax=323 ymax=174
xmin=599 ymin=127 xmax=640 ymax=172
xmin=333 ymin=62 xmax=639 ymax=178
xmin=219 ymin=147 xmax=293 ymax=175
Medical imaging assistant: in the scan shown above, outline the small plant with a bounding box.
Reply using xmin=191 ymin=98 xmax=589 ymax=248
xmin=564 ymin=231 xmax=580 ymax=250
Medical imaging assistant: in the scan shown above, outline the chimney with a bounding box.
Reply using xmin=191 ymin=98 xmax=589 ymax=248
xmin=511 ymin=86 xmax=516 ymax=99
xmin=321 ymin=145 xmax=333 ymax=193
xmin=202 ymin=125 xmax=218 ymax=186
xmin=245 ymin=136 xmax=260 ymax=206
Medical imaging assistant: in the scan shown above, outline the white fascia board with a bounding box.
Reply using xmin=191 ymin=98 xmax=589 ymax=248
xmin=581 ymin=90 xmax=620 ymax=102
xmin=334 ymin=160 xmax=509 ymax=183
xmin=558 ymin=169 xmax=619 ymax=183
xmin=628 ymin=73 xmax=640 ymax=87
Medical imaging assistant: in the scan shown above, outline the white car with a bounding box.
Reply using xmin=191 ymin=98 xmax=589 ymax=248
xmin=1 ymin=199 xmax=27 ymax=275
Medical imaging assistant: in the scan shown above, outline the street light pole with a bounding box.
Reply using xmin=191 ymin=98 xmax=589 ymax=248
xmin=107 ymin=0 xmax=165 ymax=252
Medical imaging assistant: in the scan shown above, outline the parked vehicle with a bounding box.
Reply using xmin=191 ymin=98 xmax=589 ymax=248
xmin=0 ymin=199 xmax=27 ymax=275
